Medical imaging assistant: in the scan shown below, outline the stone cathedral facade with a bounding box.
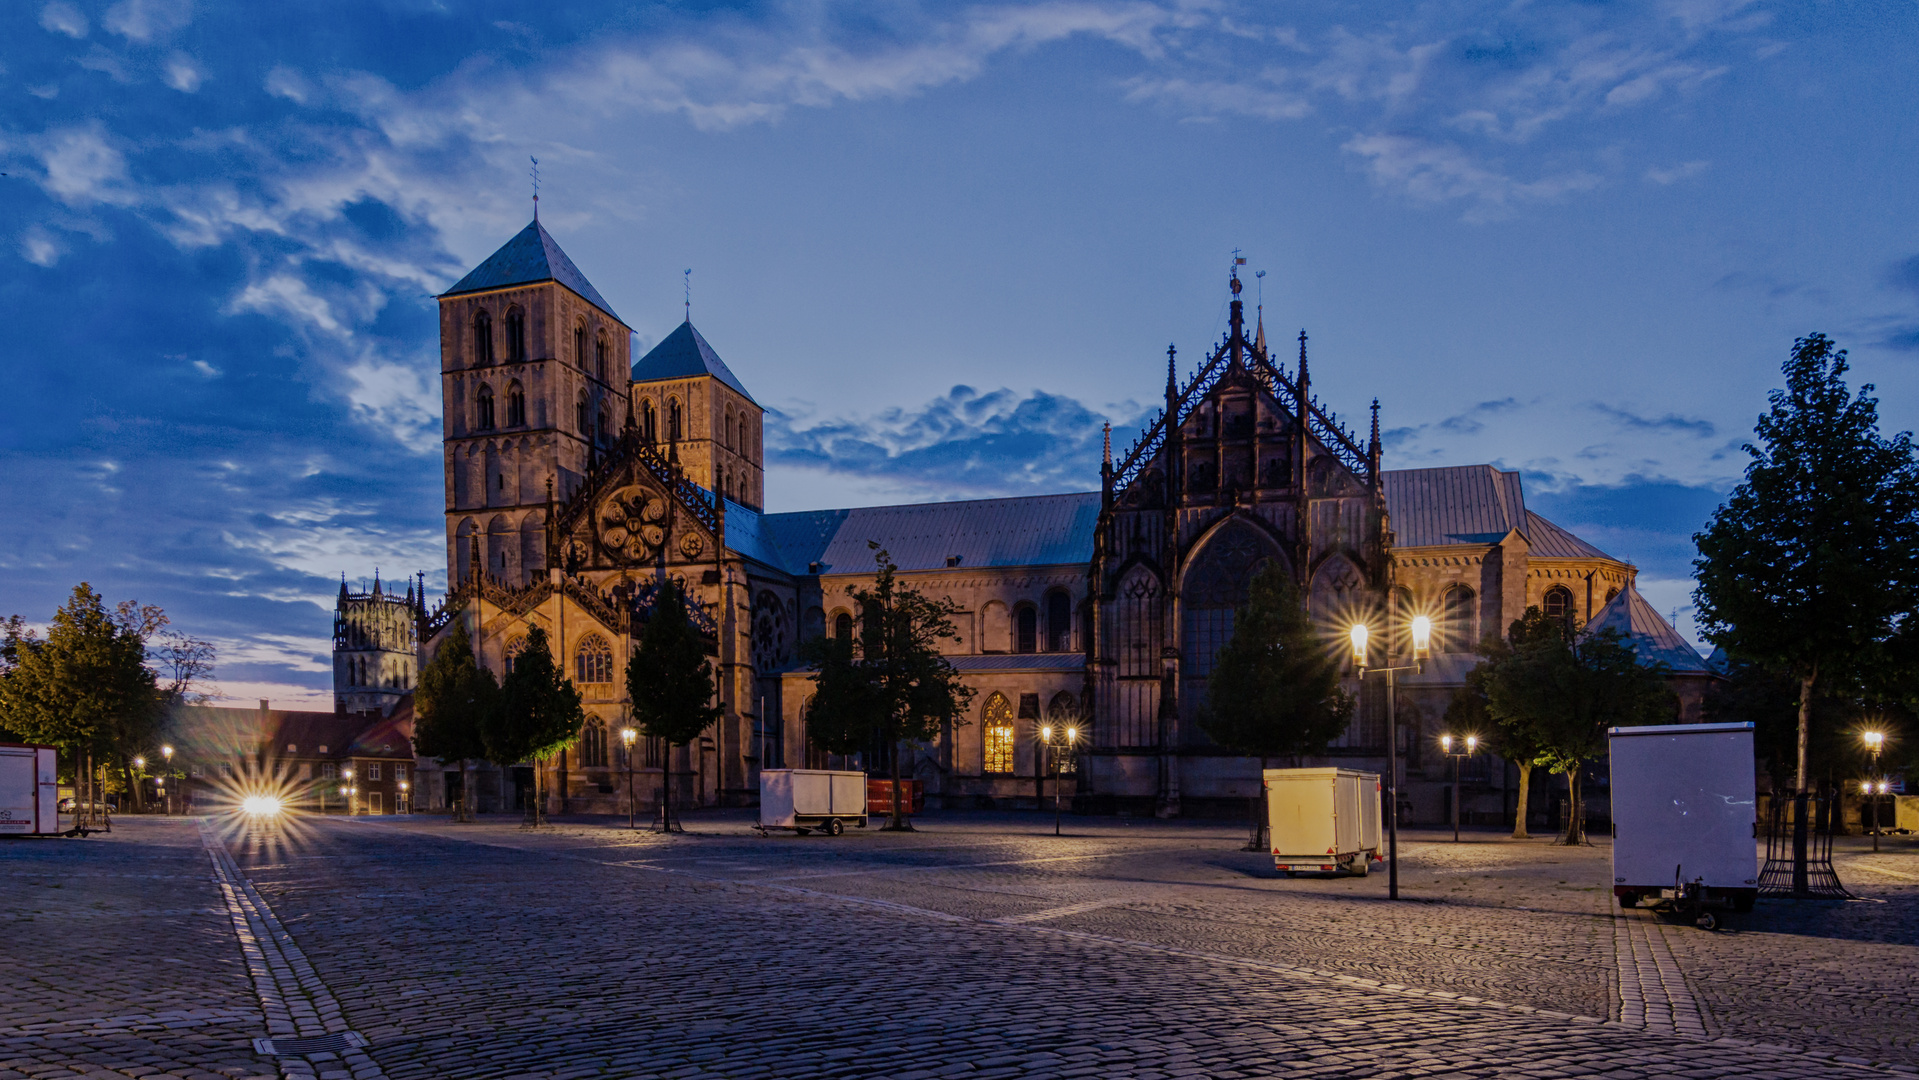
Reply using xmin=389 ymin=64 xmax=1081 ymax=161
xmin=406 ymin=220 xmax=1711 ymax=821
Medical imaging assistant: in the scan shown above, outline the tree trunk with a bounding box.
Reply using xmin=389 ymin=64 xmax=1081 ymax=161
xmin=460 ymin=759 xmax=472 ymax=821
xmin=1512 ymin=763 xmax=1532 ymax=839
xmin=1561 ymin=766 xmax=1582 ymax=845
xmin=1244 ymin=758 xmax=1268 ymax=852
xmin=1792 ymin=671 xmax=1815 ymax=895
xmin=888 ymin=734 xmax=909 ymax=831
xmin=124 ymin=761 xmax=142 ymax=814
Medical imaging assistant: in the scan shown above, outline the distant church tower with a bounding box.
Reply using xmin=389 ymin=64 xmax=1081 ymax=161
xmin=333 ymin=573 xmax=419 ymax=714
xmin=438 ymin=221 xmax=633 ymax=587
xmin=630 ymin=321 xmax=765 ymax=509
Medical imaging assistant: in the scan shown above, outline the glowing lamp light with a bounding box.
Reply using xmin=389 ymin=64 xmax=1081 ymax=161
xmin=241 ymin=795 xmax=283 ymax=816
xmin=1067 ymin=727 xmax=1079 ymax=744
xmin=1410 ymin=615 xmax=1433 ymax=660
xmin=1349 ymin=623 xmax=1369 ymax=667
xmin=1442 ymin=735 xmax=1453 ymax=753
xmin=134 ymin=755 xmax=145 ymax=769
xmin=621 ymin=728 xmax=637 ymax=745
xmin=1041 ymin=725 xmax=1053 ymax=742
xmin=1466 ymin=736 xmax=1478 ymax=753
xmin=161 ymin=745 xmax=174 ymax=760
xmin=1864 ymin=731 xmax=1885 ymax=752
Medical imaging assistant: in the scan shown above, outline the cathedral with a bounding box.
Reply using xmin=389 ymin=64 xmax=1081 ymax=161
xmin=397 ymin=220 xmax=1712 ymax=822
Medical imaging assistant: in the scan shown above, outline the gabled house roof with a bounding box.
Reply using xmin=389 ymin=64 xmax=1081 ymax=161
xmin=442 ymin=220 xmax=622 ymax=323
xmin=1583 ymin=584 xmax=1712 ymax=674
xmin=631 ymin=321 xmax=756 ymax=404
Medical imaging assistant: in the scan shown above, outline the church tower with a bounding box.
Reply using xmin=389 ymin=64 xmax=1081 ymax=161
xmin=332 ymin=572 xmax=418 ymax=715
xmin=629 ymin=322 xmax=764 ymax=510
xmin=438 ymin=221 xmax=632 ymax=586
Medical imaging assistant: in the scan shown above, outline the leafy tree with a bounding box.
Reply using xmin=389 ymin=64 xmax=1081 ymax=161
xmin=485 ymin=624 xmax=583 ymax=826
xmin=414 ymin=620 xmax=497 ymax=821
xmin=1199 ymin=563 xmax=1354 ymax=848
xmin=626 ymin=579 xmax=720 ymax=830
xmin=1478 ymin=608 xmax=1675 ymax=844
xmin=1450 ymin=609 xmax=1567 ymax=839
xmin=0 ymin=585 xmax=171 ymax=816
xmin=1693 ymin=334 xmax=1919 ymax=889
xmin=799 ymin=544 xmax=974 ymax=831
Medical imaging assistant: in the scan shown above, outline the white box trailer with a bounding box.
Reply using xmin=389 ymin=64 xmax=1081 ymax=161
xmin=1609 ymin=722 xmax=1758 ymax=916
xmin=757 ymin=769 xmax=868 ymax=836
xmin=0 ymin=744 xmax=60 ymax=835
xmin=1265 ymin=767 xmax=1382 ymax=876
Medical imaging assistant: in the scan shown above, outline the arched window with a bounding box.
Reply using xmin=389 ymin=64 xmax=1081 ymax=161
xmin=504 ymin=308 xmax=526 ymax=362
xmin=1605 ymin=587 xmax=1620 ymax=604
xmin=598 ymin=407 xmax=609 ymax=445
xmin=668 ymin=399 xmax=682 ymax=441
xmin=1443 ymin=585 xmax=1476 ymax=651
xmin=505 ymin=381 xmax=525 ymax=427
xmin=1015 ymin=605 xmax=1038 ymax=654
xmin=982 ymin=693 xmax=1015 ymax=774
xmin=476 ymin=385 xmax=496 ymax=430
xmin=473 ymin=311 xmax=493 ymax=366
xmin=595 ymin=335 xmax=607 ymax=382
xmin=577 ymin=391 xmax=590 ymax=435
xmin=1543 ymin=585 xmax=1575 ymax=622
xmin=574 ymin=323 xmax=586 ymax=371
xmin=575 ymin=633 xmax=613 ymax=684
xmin=641 ymin=399 xmax=657 ymax=441
xmin=1046 ymin=590 xmax=1072 ymax=652
xmin=579 ymin=715 xmax=608 ymax=768
xmin=725 ymin=412 xmax=734 ymax=450
xmin=833 ymin=612 xmax=854 ymax=642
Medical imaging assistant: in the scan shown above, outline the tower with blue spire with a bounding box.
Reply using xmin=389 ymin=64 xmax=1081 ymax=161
xmin=629 ymin=318 xmax=764 ymax=510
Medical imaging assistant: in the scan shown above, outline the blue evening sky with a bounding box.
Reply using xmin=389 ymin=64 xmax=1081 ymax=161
xmin=4 ymin=1 xmax=1916 ymax=706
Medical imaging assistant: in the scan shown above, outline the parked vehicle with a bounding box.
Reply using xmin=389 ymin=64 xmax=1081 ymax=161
xmin=57 ymin=797 xmax=119 ymax=814
xmin=2 ymin=744 xmax=60 ymax=835
xmin=756 ymin=769 xmax=867 ymax=836
xmin=1609 ymin=721 xmax=1759 ymax=927
xmin=1264 ymin=767 xmax=1382 ymax=876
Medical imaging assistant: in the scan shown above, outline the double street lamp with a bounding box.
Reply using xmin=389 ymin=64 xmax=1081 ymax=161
xmin=1350 ymin=613 xmax=1432 ymax=901
xmin=1862 ymin=730 xmax=1888 ymax=852
xmin=1038 ymin=724 xmax=1079 ymax=836
xmin=1440 ymin=734 xmax=1479 ymax=843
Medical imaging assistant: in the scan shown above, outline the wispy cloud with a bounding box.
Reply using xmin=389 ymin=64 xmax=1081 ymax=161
xmin=1591 ymin=403 xmax=1716 ymax=439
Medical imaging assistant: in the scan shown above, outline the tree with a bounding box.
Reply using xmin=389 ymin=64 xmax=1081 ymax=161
xmin=1199 ymin=563 xmax=1354 ymax=848
xmin=0 ymin=585 xmax=168 ymax=819
xmin=414 ymin=620 xmax=497 ymax=821
xmin=1450 ymin=609 xmax=1566 ymax=839
xmin=626 ymin=579 xmax=720 ymax=830
xmin=485 ymin=625 xmax=583 ymax=826
xmin=799 ymin=544 xmax=974 ymax=831
xmin=1693 ymin=333 xmax=1919 ymax=889
xmin=1478 ymin=609 xmax=1675 ymax=844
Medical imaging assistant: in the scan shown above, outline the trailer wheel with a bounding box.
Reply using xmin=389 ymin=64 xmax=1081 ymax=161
xmin=1618 ymin=892 xmax=1639 ymax=909
xmin=1695 ymin=911 xmax=1718 ymax=931
xmin=1350 ymin=859 xmax=1369 ymax=877
xmin=825 ymin=818 xmax=844 ymax=837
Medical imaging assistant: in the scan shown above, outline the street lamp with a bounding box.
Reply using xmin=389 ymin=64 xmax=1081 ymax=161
xmin=1441 ymin=734 xmax=1478 ymax=843
xmin=621 ymin=728 xmax=638 ymax=830
xmin=399 ymin=780 xmax=409 ymax=815
xmin=1862 ymin=731 xmax=1886 ymax=852
xmin=1039 ymin=725 xmax=1079 ymax=836
xmin=1349 ymin=612 xmax=1432 ymax=900
xmin=161 ymin=745 xmax=174 ymax=815
xmin=343 ymin=769 xmax=355 ymax=816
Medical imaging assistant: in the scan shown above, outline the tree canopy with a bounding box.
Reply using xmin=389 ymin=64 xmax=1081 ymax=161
xmin=486 ymin=624 xmax=584 ymax=768
xmin=799 ymin=544 xmax=974 ymax=829
xmin=625 ymin=578 xmax=721 ymax=750
xmin=1693 ymin=333 xmax=1919 ymax=791
xmin=414 ymin=620 xmax=496 ymax=766
xmin=1199 ymin=562 xmax=1354 ymax=762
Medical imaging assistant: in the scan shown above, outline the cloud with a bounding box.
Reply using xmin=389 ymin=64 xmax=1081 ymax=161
xmin=39 ymin=1 xmax=87 ymax=38
xmin=19 ymin=226 xmax=65 ymax=267
xmin=1344 ymin=134 xmax=1601 ymax=218
xmin=769 ymin=385 xmax=1149 ymax=501
xmin=1590 ymin=404 xmax=1716 ymax=439
xmin=1645 ymin=160 xmax=1708 ymax=184
xmin=1436 ymin=397 xmax=1520 ymax=436
xmin=163 ymin=52 xmax=205 ymax=93
xmin=33 ymin=124 xmax=136 ymax=207
xmin=103 ymin=0 xmax=193 ymax=43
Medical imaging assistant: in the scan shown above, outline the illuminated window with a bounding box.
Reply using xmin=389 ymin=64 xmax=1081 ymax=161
xmin=504 ymin=635 xmax=528 ymax=676
xmin=367 ymin=762 xmax=381 ymax=781
xmin=982 ymin=693 xmax=1015 ymax=774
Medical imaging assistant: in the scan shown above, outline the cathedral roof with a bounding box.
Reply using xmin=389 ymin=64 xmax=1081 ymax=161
xmin=1583 ymin=583 xmax=1712 ymax=673
xmin=442 ymin=220 xmax=622 ymax=323
xmin=1380 ymin=465 xmax=1613 ymax=559
xmin=632 ymin=321 xmax=756 ymax=404
xmin=754 ymin=491 xmax=1102 ymax=575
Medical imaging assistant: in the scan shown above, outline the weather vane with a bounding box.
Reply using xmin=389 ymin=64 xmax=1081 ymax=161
xmin=684 ymin=268 xmax=692 ymax=321
xmin=530 ymin=156 xmax=540 ymax=219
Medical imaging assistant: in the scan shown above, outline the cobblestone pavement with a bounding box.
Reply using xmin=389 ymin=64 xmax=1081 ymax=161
xmin=7 ymin=812 xmax=1919 ymax=1078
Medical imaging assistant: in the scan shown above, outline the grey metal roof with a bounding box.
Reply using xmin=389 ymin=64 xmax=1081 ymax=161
xmin=722 ymin=500 xmax=793 ymax=573
xmin=441 ymin=220 xmax=621 ymax=322
xmin=947 ymin=654 xmax=1085 ymax=673
xmin=1583 ymin=584 xmax=1711 ymax=673
xmin=1382 ymin=465 xmax=1529 ymax=547
xmin=761 ymin=492 xmax=1102 ymax=575
xmin=631 ymin=321 xmax=756 ymax=404
xmin=1524 ymin=511 xmax=1613 ymax=560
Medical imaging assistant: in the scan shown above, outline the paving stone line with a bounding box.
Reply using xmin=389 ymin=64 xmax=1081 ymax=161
xmin=1613 ymin=907 xmax=1708 ymax=1037
xmin=197 ymin=819 xmax=389 ymax=1080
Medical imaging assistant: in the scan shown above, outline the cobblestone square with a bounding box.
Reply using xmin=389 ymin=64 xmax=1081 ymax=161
xmin=6 ymin=812 xmax=1919 ymax=1079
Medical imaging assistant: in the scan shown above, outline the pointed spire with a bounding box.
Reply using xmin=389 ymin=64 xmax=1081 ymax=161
xmin=372 ymin=569 xmax=382 ymax=598
xmin=338 ymin=573 xmax=349 ymax=602
xmin=1297 ymin=329 xmax=1310 ymax=398
xmin=1254 ymin=306 xmax=1267 ymax=360
xmin=1102 ymin=422 xmax=1112 ymax=469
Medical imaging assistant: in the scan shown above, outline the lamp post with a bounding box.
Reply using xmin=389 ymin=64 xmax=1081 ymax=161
xmin=161 ymin=745 xmax=174 ymax=815
xmin=621 ymin=728 xmax=638 ymax=830
xmin=1862 ymin=731 xmax=1886 ymax=852
xmin=1352 ymin=613 xmax=1431 ymax=900
xmin=1441 ymin=734 xmax=1478 ymax=843
xmin=1038 ymin=724 xmax=1078 ymax=836
xmin=343 ymin=769 xmax=355 ymax=816
xmin=399 ymin=781 xmax=409 ymax=815
xmin=133 ymin=756 xmax=146 ymax=814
